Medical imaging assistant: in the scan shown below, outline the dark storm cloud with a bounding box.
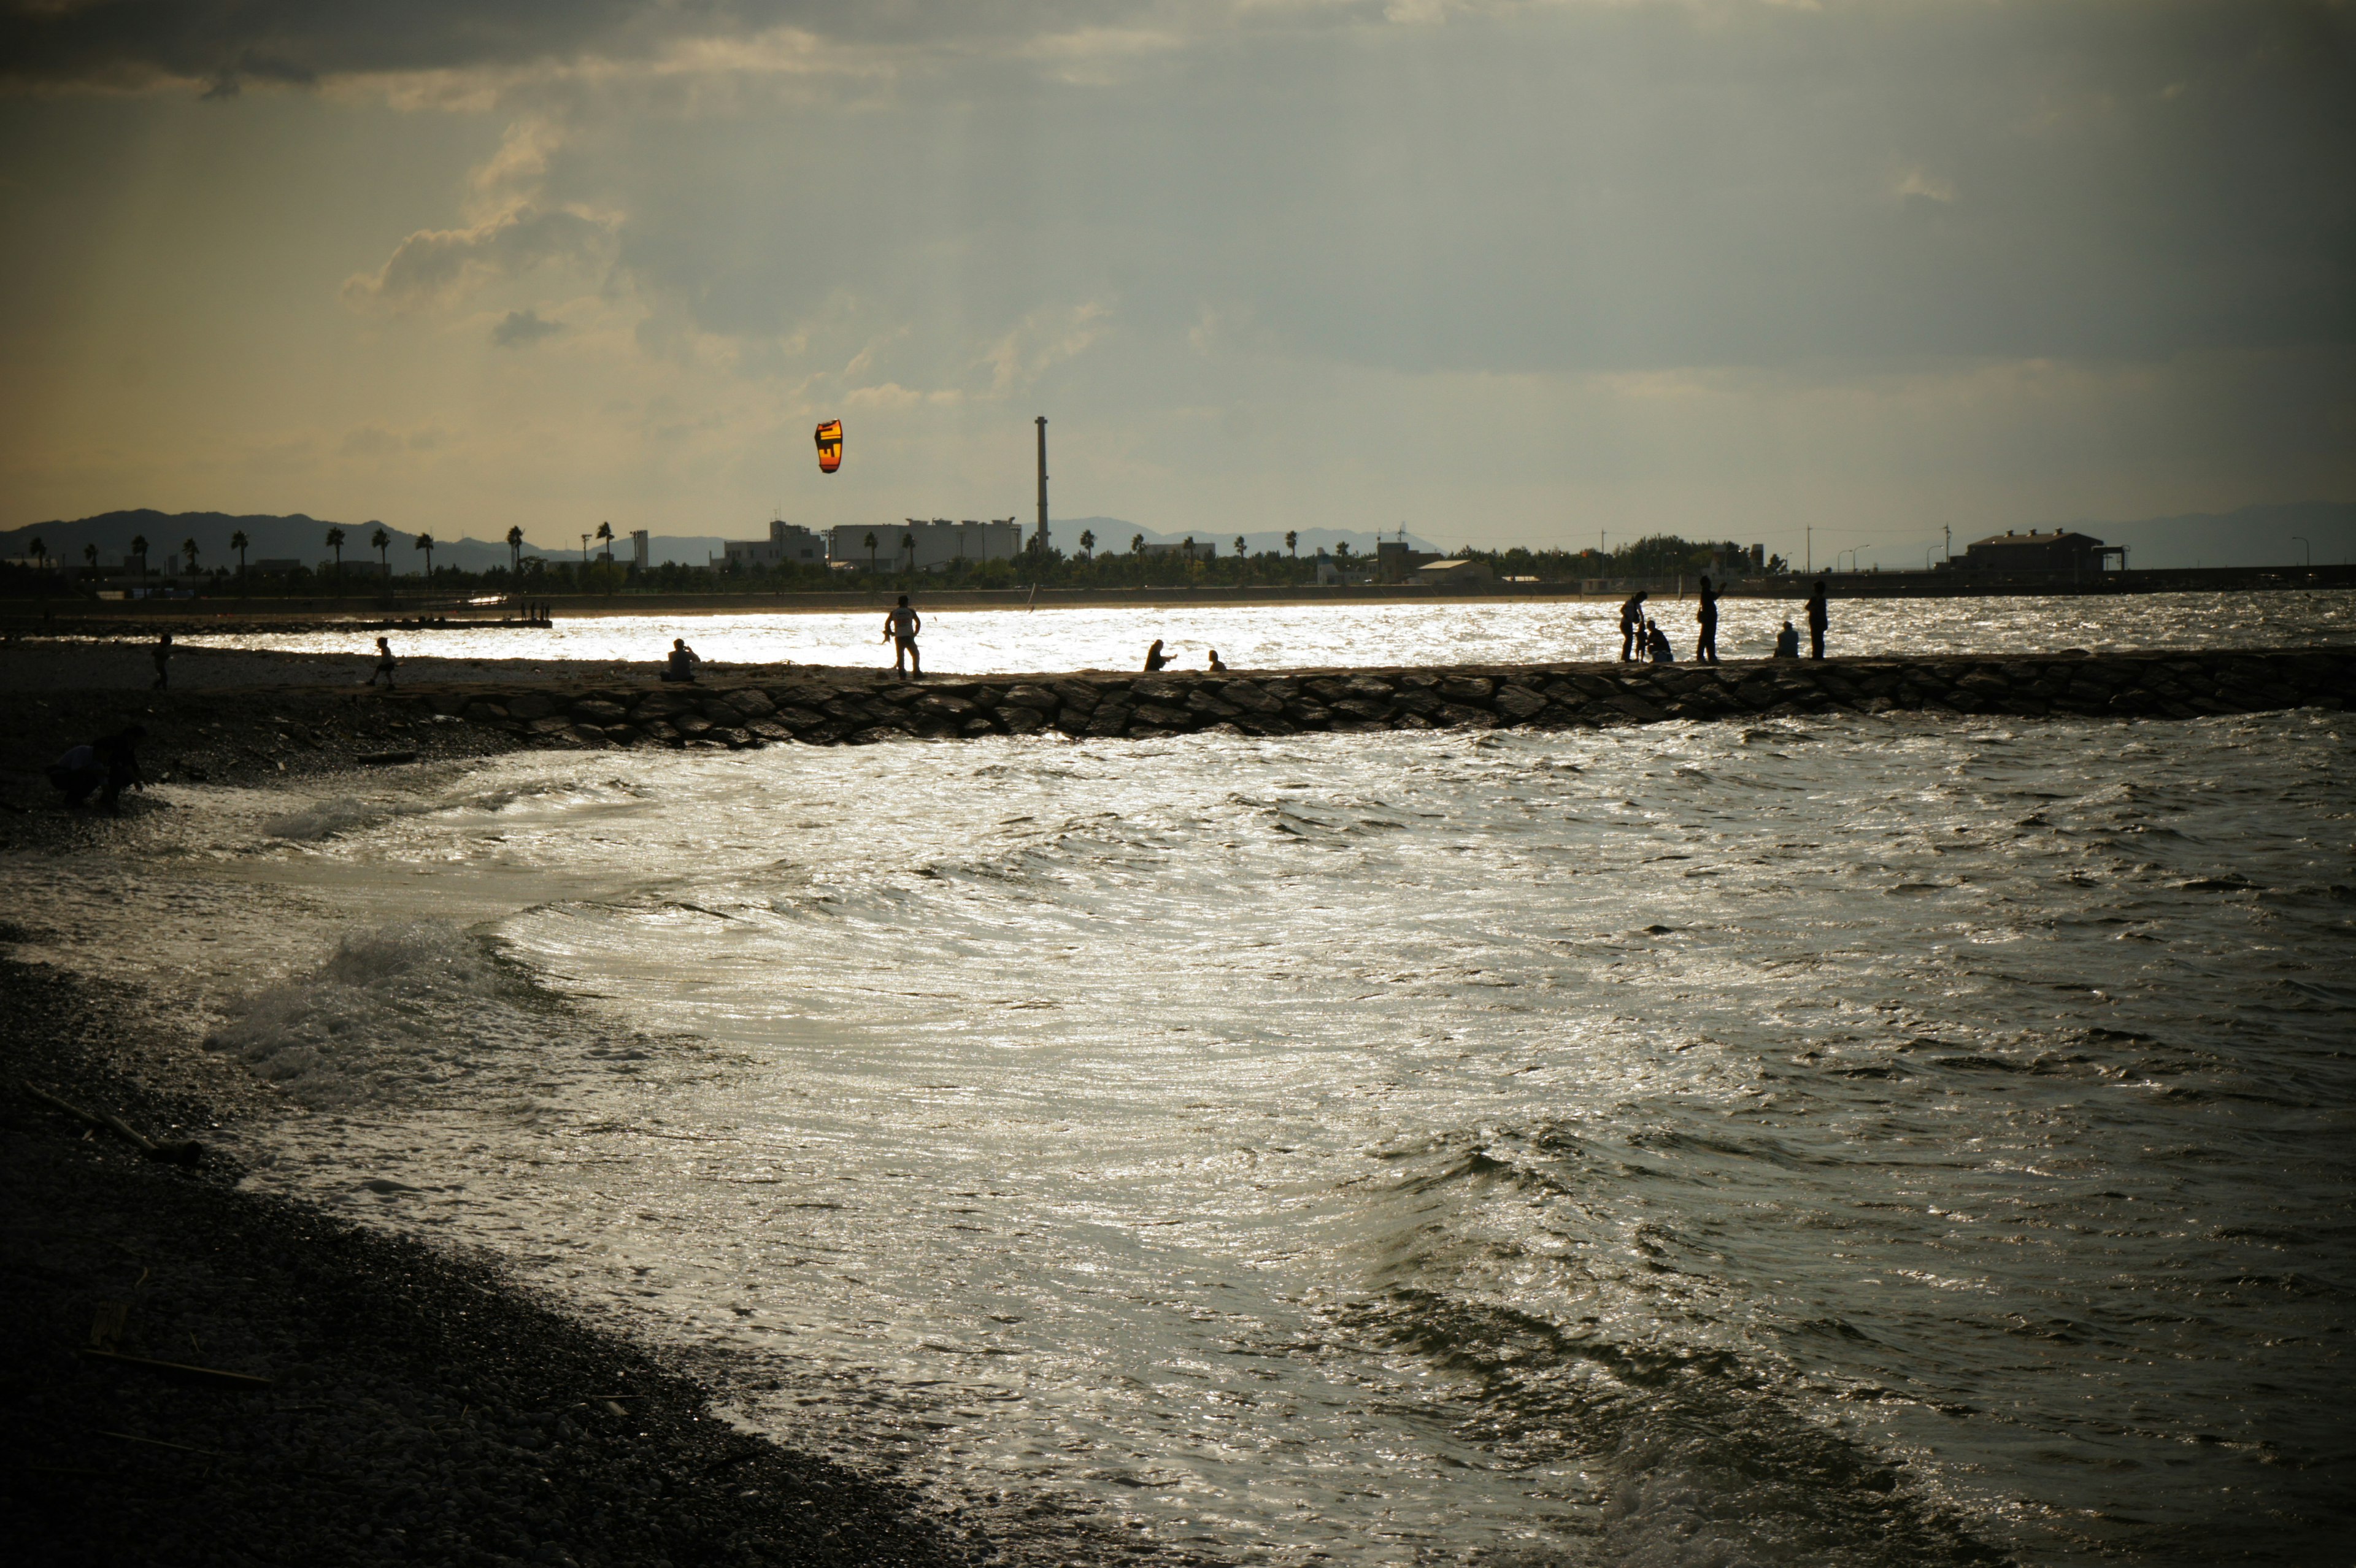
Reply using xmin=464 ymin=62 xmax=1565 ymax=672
xmin=490 ymin=307 xmax=561 ymax=348
xmin=588 ymin=1 xmax=2356 ymax=375
xmin=0 ymin=0 xmax=1196 ymax=90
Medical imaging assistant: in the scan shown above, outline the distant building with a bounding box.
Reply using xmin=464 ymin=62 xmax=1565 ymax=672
xmin=716 ymin=520 xmax=825 ymax=569
xmin=323 ymin=559 xmax=389 ymax=578
xmin=630 ymin=529 xmax=649 ymax=570
xmin=1376 ymin=539 xmax=1442 ymax=582
xmin=250 ymin=558 xmax=302 ymax=576
xmin=1958 ymin=529 xmax=2123 ymax=574
xmin=1416 ymin=558 xmax=1495 ymax=585
xmin=1138 ymin=538 xmax=1217 ymax=562
xmin=828 ymin=519 xmax=1022 ymax=572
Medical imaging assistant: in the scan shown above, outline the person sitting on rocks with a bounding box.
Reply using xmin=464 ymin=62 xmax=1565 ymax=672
xmin=1206 ymin=648 xmax=1228 ymax=672
xmin=1774 ymin=619 xmax=1801 ymax=658
xmin=1143 ymin=638 xmax=1171 ymax=672
xmin=366 ymin=636 xmax=398 ymax=690
xmin=50 ymin=726 xmax=145 ymax=813
xmin=663 ymin=638 xmax=701 ymax=683
xmin=1646 ymin=619 xmax=1676 ymax=663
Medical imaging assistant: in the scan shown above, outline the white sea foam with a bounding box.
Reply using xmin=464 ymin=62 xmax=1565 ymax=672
xmin=204 ymin=921 xmax=541 ymax=1108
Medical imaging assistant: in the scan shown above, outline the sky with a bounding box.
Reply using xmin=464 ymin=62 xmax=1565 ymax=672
xmin=2 ymin=1 xmax=2350 ymax=567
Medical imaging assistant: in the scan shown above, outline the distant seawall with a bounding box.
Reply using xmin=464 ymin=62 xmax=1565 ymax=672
xmin=11 ymin=563 xmax=2354 ymax=625
xmin=396 ymin=648 xmax=2352 ymax=750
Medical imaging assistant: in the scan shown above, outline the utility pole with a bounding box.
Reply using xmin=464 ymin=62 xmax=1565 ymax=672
xmin=1806 ymin=526 xmax=1812 ymax=575
xmin=1942 ymin=523 xmax=1951 ymax=563
xmin=1034 ymin=417 xmax=1050 ymax=556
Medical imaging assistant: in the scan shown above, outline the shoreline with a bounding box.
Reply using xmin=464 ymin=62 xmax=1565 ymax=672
xmin=6 ymin=562 xmax=2354 ymax=630
xmin=0 ymin=951 xmax=1194 ymax=1568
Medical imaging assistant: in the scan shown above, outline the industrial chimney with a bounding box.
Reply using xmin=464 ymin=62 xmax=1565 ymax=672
xmin=1034 ymin=416 xmax=1050 ymax=556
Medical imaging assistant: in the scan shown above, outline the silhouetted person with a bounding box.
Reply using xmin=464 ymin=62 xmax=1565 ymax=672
xmin=366 ymin=636 xmax=398 ymax=689
xmin=150 ymin=631 xmax=172 ymax=690
xmin=1646 ymin=619 xmax=1675 ymax=663
xmin=1806 ymin=580 xmax=1830 ymax=659
xmin=1206 ymin=648 xmax=1228 ymax=672
xmin=885 ymin=595 xmax=922 ymax=678
xmin=1619 ymin=592 xmax=1649 ymax=661
xmin=1774 ymin=620 xmax=1801 ymax=658
xmin=663 ymin=637 xmax=701 ymax=683
xmin=1695 ymin=576 xmax=1720 ymax=664
xmin=1143 ymin=638 xmax=1171 ymax=672
xmin=50 ymin=725 xmax=145 ymax=814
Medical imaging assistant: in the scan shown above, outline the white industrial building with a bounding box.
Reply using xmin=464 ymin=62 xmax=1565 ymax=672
xmin=826 ymin=519 xmax=1023 ymax=573
xmin=714 ymin=520 xmax=826 ymax=569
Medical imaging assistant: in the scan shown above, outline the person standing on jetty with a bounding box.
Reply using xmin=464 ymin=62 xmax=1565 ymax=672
xmin=150 ymin=631 xmax=172 ymax=690
xmin=1695 ymin=576 xmax=1721 ymax=664
xmin=1619 ymin=592 xmax=1649 ymax=661
xmin=1143 ymin=638 xmax=1172 ymax=672
xmin=885 ymin=595 xmax=922 ymax=679
xmin=365 ymin=636 xmax=398 ymax=689
xmin=1806 ymin=580 xmax=1830 ymax=659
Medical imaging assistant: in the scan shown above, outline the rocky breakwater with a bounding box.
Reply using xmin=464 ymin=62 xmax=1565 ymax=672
xmin=401 ymin=648 xmax=2352 ymax=750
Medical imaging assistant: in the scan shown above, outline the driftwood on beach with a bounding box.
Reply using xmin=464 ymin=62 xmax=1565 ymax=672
xmin=387 ymin=647 xmax=2354 ymax=751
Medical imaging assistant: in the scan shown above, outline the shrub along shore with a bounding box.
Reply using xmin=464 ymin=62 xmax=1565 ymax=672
xmin=406 ymin=647 xmax=2352 ymax=751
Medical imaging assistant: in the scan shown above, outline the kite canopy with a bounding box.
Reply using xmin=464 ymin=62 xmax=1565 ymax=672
xmin=815 ymin=418 xmax=843 ymax=474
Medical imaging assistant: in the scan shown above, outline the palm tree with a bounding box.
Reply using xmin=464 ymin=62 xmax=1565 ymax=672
xmin=863 ymin=531 xmax=878 ymax=572
xmin=129 ymin=534 xmax=148 ymax=577
xmin=1079 ymin=529 xmax=1095 ymax=558
xmin=27 ymin=537 xmax=44 ymax=571
xmin=506 ymin=525 xmax=523 ymax=577
xmin=1234 ymin=535 xmax=1246 ymax=559
xmin=1130 ymin=533 xmax=1144 ymax=555
xmin=182 ymin=537 xmax=199 ymax=576
xmin=230 ymin=530 xmax=248 ymax=574
xmin=900 ymin=531 xmax=914 ymax=572
xmin=1285 ymin=529 xmax=1298 ymax=559
xmin=595 ymin=521 xmax=614 ymax=560
xmin=83 ymin=542 xmax=98 ymax=574
xmin=371 ymin=526 xmax=390 ymax=577
xmin=414 ymin=532 xmax=435 ymax=578
xmin=325 ymin=526 xmax=346 ymax=580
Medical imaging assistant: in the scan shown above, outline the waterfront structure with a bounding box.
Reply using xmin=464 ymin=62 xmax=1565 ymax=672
xmin=630 ymin=529 xmax=649 ymax=570
xmin=826 ymin=519 xmax=1023 ymax=572
xmin=715 ymin=520 xmax=825 ymax=569
xmin=1957 ymin=529 xmax=2123 ymax=574
xmin=1417 ymin=558 xmax=1495 ymax=585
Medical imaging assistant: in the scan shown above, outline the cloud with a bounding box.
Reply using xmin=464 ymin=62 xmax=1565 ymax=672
xmin=490 ymin=307 xmax=562 ymax=348
xmin=1893 ymin=166 xmax=1957 ymax=204
xmin=342 ymin=207 xmax=614 ymax=310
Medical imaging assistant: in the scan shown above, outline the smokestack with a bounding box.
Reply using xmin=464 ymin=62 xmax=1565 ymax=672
xmin=1035 ymin=416 xmax=1049 ymax=555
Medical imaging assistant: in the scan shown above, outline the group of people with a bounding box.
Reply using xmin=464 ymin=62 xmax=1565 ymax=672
xmin=1619 ymin=580 xmax=1831 ymax=664
xmin=1141 ymin=638 xmax=1226 ymax=673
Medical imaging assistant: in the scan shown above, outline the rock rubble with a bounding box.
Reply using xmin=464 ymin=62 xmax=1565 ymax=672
xmin=393 ymin=649 xmax=2353 ymax=751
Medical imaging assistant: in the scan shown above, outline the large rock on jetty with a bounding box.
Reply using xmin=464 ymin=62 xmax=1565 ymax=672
xmin=395 ymin=649 xmax=2350 ymax=751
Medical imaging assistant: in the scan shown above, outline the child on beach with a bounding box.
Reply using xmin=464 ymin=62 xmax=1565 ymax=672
xmin=366 ymin=636 xmax=398 ymax=689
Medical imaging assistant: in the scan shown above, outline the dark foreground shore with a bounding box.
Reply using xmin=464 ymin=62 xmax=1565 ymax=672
xmin=0 ymin=955 xmax=1196 ymax=1568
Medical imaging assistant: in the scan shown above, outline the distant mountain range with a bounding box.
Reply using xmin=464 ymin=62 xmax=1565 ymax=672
xmin=0 ymin=510 xmax=725 ymax=572
xmin=3 ymin=503 xmax=2343 ymax=574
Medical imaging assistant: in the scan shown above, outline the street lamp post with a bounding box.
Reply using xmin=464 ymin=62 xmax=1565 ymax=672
xmin=2293 ymin=535 xmax=2311 ymax=567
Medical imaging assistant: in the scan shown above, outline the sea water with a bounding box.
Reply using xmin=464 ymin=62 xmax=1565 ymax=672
xmin=9 ymin=605 xmax=2352 ymax=1566
xmin=178 ymin=589 xmax=2356 ymax=673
